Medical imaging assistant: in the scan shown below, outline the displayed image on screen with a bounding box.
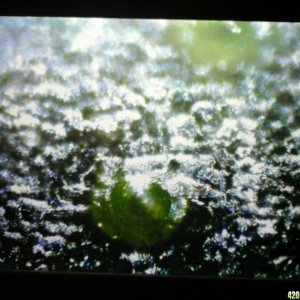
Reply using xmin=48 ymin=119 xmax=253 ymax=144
xmin=0 ymin=17 xmax=299 ymax=279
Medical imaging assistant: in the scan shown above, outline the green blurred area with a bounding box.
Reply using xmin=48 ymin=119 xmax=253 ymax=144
xmin=164 ymin=21 xmax=281 ymax=67
xmin=91 ymin=170 xmax=181 ymax=249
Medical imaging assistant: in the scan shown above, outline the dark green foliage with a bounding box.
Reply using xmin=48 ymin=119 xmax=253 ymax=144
xmin=91 ymin=171 xmax=180 ymax=249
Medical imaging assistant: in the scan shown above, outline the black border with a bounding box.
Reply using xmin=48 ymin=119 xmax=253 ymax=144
xmin=0 ymin=1 xmax=299 ymax=22
xmin=0 ymin=1 xmax=299 ymax=299
xmin=1 ymin=269 xmax=300 ymax=299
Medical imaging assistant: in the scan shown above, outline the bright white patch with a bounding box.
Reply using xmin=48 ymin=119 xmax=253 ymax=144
xmin=91 ymin=58 xmax=101 ymax=74
xmin=289 ymin=155 xmax=300 ymax=163
xmin=34 ymin=82 xmax=72 ymax=100
xmin=251 ymin=162 xmax=265 ymax=174
xmin=19 ymin=197 xmax=51 ymax=210
xmin=3 ymin=232 xmax=22 ymax=240
xmin=63 ymin=181 xmax=89 ymax=194
xmin=85 ymin=116 xmax=118 ymax=133
xmin=237 ymin=156 xmax=256 ymax=168
xmin=0 ymin=208 xmax=5 ymax=217
xmin=257 ymin=219 xmax=277 ymax=235
xmin=253 ymin=22 xmax=271 ymax=38
xmin=116 ymin=110 xmax=141 ymax=122
xmin=165 ymin=173 xmax=198 ymax=197
xmin=34 ymin=155 xmax=45 ymax=166
xmin=244 ymin=189 xmax=257 ymax=202
xmin=292 ymin=129 xmax=300 ymax=138
xmin=273 ymin=256 xmax=288 ymax=265
xmin=15 ymin=54 xmax=23 ymax=68
xmin=152 ymin=19 xmax=168 ymax=28
xmin=56 ymin=200 xmax=88 ymax=213
xmin=10 ymin=184 xmax=33 ymax=194
xmin=226 ymin=21 xmax=242 ymax=34
xmin=14 ymin=112 xmax=39 ymax=127
xmin=126 ymin=174 xmax=152 ymax=196
xmin=170 ymin=135 xmax=195 ymax=150
xmin=6 ymin=105 xmax=21 ymax=117
xmin=240 ymin=117 xmax=258 ymax=130
xmin=120 ymin=252 xmax=140 ymax=264
xmin=143 ymin=78 xmax=169 ymax=99
xmin=221 ymin=228 xmax=230 ymax=238
xmin=237 ymin=131 xmax=256 ymax=146
xmin=42 ymin=123 xmax=66 ymax=138
xmin=63 ymin=109 xmax=83 ymax=123
xmin=215 ymin=251 xmax=222 ymax=262
xmin=217 ymin=119 xmax=238 ymax=138
xmin=226 ymin=97 xmax=241 ymax=107
xmin=70 ymin=19 xmax=105 ymax=52
xmin=44 ymin=235 xmax=66 ymax=245
xmin=294 ymin=206 xmax=300 ymax=215
xmin=99 ymin=96 xmax=123 ymax=110
xmin=30 ymin=63 xmax=47 ymax=76
xmin=167 ymin=114 xmax=193 ymax=130
xmin=228 ymin=247 xmax=236 ymax=253
xmin=192 ymin=100 xmax=213 ymax=112
xmin=145 ymin=265 xmax=160 ymax=274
